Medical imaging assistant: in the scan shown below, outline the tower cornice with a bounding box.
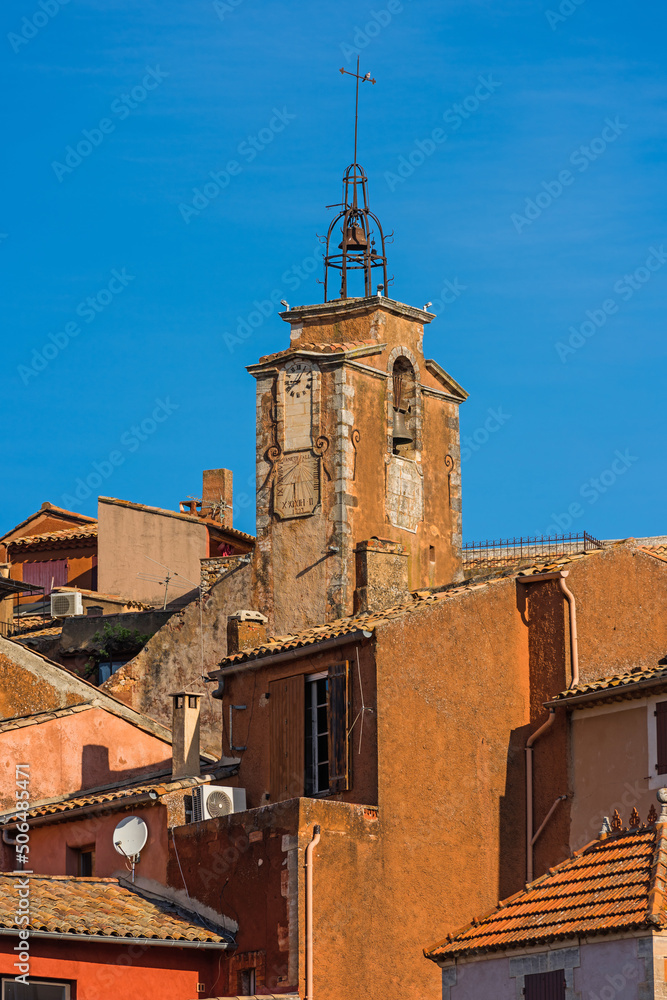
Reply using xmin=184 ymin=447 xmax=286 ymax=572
xmin=279 ymin=295 xmax=436 ymax=327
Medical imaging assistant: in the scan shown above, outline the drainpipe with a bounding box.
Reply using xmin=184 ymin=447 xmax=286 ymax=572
xmin=525 ymin=709 xmax=555 ymax=884
xmin=518 ymin=569 xmax=579 ymax=688
xmin=557 ymin=575 xmax=579 ymax=688
xmin=305 ymin=824 xmax=321 ymax=1000
xmin=519 ymin=570 xmax=578 ymax=883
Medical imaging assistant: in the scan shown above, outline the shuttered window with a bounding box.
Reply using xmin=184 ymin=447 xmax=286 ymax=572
xmin=22 ymin=559 xmax=68 ymax=594
xmin=656 ymin=701 xmax=667 ymax=774
xmin=524 ymin=969 xmax=565 ymax=1000
xmin=327 ymin=661 xmax=350 ymax=794
xmin=269 ymin=675 xmax=305 ymax=801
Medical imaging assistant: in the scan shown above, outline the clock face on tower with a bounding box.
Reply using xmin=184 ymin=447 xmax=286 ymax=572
xmin=285 ymin=360 xmax=313 ymax=398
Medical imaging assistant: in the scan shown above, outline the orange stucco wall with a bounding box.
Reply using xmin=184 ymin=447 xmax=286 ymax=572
xmin=0 ymin=708 xmax=171 ymax=811
xmin=97 ymin=499 xmax=207 ymax=606
xmin=0 ymin=938 xmax=221 ymax=999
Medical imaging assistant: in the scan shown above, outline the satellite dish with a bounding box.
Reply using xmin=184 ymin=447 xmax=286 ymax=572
xmin=113 ymin=815 xmax=148 ymax=858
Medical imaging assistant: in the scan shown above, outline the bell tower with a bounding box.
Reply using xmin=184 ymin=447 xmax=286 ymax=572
xmin=249 ymin=62 xmax=468 ymax=634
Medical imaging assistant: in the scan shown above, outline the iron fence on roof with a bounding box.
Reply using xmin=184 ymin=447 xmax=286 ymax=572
xmin=462 ymin=531 xmax=604 ymax=571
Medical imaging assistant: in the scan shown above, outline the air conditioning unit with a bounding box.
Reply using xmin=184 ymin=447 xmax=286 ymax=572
xmin=191 ymin=785 xmax=246 ymax=822
xmin=50 ymin=592 xmax=84 ymax=618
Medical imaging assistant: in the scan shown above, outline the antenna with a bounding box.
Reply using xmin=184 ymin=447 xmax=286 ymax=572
xmin=113 ymin=815 xmax=149 ymax=883
xmin=138 ymin=556 xmax=200 ymax=609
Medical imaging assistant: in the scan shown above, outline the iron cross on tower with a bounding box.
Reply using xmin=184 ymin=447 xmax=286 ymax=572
xmin=322 ymin=57 xmax=391 ymax=301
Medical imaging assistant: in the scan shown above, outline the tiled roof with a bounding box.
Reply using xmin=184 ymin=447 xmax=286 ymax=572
xmin=0 ymin=504 xmax=96 ymax=544
xmin=641 ymin=544 xmax=667 ymax=562
xmin=51 ymin=585 xmax=152 ymax=609
xmin=7 ymin=525 xmax=98 ymax=549
xmin=215 ymin=581 xmax=498 ymax=668
xmin=0 ymin=874 xmax=232 ymax=945
xmin=14 ymin=624 xmax=63 ymax=640
xmin=257 ymin=340 xmax=381 ymax=364
xmin=425 ymin=816 xmax=667 ymax=961
xmin=0 ymin=772 xmax=221 ymax=825
xmin=547 ymin=662 xmax=667 ymax=707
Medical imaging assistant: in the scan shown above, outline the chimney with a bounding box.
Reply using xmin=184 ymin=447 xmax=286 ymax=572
xmin=202 ymin=468 xmax=234 ymax=527
xmin=227 ymin=610 xmax=268 ymax=655
xmin=354 ymin=538 xmax=410 ymax=613
xmin=170 ymin=691 xmax=203 ymax=779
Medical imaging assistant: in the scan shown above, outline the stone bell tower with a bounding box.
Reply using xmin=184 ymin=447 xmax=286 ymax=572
xmin=249 ymin=61 xmax=468 ymax=634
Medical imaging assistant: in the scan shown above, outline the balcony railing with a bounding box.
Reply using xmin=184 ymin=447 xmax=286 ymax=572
xmin=462 ymin=531 xmax=604 ymax=572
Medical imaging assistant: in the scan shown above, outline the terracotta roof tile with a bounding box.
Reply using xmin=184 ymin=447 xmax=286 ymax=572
xmin=7 ymin=525 xmax=97 ymax=549
xmin=425 ymin=823 xmax=667 ymax=961
xmin=0 ymin=773 xmax=221 ymax=824
xmin=0 ymin=874 xmax=232 ymax=945
xmin=548 ymin=662 xmax=667 ymax=706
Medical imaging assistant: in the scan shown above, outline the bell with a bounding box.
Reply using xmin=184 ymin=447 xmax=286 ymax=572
xmin=338 ymin=225 xmax=368 ymax=251
xmin=392 ymin=408 xmax=413 ymax=448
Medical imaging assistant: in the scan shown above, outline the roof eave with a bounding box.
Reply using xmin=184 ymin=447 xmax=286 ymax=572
xmin=0 ymin=927 xmax=230 ymax=949
xmin=209 ymin=628 xmax=374 ymax=686
xmin=546 ymin=674 xmax=667 ymax=709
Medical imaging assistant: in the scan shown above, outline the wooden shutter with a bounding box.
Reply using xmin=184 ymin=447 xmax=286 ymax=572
xmin=269 ymin=675 xmax=304 ymax=801
xmin=657 ymin=701 xmax=667 ymax=774
xmin=22 ymin=558 xmax=68 ymax=594
xmin=524 ymin=969 xmax=565 ymax=1000
xmin=328 ymin=661 xmax=350 ymax=793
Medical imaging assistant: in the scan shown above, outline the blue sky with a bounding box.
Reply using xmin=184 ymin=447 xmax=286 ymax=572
xmin=2 ymin=0 xmax=665 ymax=541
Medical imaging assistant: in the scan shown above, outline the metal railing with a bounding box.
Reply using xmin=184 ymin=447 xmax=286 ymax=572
xmin=462 ymin=531 xmax=604 ymax=571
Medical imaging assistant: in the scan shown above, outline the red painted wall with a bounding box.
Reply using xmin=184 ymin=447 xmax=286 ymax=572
xmin=19 ymin=804 xmax=168 ymax=882
xmin=0 ymin=938 xmax=222 ymax=999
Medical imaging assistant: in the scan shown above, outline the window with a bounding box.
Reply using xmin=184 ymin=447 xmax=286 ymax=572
xmin=524 ymin=969 xmax=565 ymax=999
xmin=66 ymin=844 xmax=95 ymax=877
xmin=2 ymin=980 xmax=71 ymax=999
xmin=77 ymin=847 xmax=95 ymax=876
xmin=269 ymin=662 xmax=350 ymax=802
xmin=656 ymin=701 xmax=667 ymax=774
xmin=305 ymin=674 xmax=329 ymax=795
xmin=97 ymin=661 xmax=127 ymax=684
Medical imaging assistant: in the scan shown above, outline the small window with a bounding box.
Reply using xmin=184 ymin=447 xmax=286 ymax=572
xmin=77 ymin=847 xmax=95 ymax=876
xmin=2 ymin=980 xmax=71 ymax=999
xmin=305 ymin=675 xmax=329 ymax=796
xmin=524 ymin=969 xmax=565 ymax=1000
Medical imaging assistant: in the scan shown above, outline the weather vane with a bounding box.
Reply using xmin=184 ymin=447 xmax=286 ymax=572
xmin=339 ymin=58 xmax=376 ymax=165
xmin=320 ymin=58 xmax=391 ymax=301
